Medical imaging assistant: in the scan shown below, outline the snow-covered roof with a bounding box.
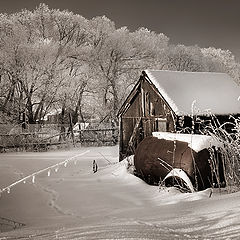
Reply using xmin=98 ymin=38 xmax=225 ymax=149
xmin=152 ymin=132 xmax=220 ymax=152
xmin=145 ymin=70 xmax=240 ymax=116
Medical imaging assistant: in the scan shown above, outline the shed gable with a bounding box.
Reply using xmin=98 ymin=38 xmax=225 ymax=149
xmin=119 ymin=76 xmax=175 ymax=160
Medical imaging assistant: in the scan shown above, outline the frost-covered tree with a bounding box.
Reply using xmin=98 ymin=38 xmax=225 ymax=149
xmin=0 ymin=12 xmax=30 ymax=121
xmin=0 ymin=4 xmax=91 ymax=124
xmin=159 ymin=45 xmax=206 ymax=72
xmin=201 ymin=47 xmax=240 ymax=83
xmin=88 ymin=24 xmax=169 ymax=124
xmin=130 ymin=27 xmax=169 ymax=68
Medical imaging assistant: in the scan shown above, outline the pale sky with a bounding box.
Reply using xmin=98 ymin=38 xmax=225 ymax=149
xmin=1 ymin=0 xmax=240 ymax=60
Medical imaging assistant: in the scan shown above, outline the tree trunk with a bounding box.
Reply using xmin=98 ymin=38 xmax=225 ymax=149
xmin=72 ymin=82 xmax=87 ymax=125
xmin=110 ymin=78 xmax=119 ymax=125
xmin=26 ymin=97 xmax=35 ymax=124
xmin=68 ymin=113 xmax=75 ymax=146
xmin=59 ymin=97 xmax=66 ymax=141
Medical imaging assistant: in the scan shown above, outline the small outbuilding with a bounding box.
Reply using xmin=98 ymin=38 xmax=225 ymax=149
xmin=118 ymin=70 xmax=240 ymax=161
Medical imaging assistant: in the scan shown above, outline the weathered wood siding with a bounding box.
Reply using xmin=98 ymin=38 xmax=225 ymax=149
xmin=119 ymin=77 xmax=176 ymax=161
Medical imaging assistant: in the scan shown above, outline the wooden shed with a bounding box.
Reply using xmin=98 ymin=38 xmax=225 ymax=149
xmin=118 ymin=70 xmax=240 ymax=161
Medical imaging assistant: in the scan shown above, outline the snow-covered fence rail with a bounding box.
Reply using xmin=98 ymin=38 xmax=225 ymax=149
xmin=0 ymin=150 xmax=90 ymax=196
xmin=75 ymin=128 xmax=118 ymax=145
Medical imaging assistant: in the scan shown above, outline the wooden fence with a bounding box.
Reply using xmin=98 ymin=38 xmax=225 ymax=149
xmin=75 ymin=128 xmax=118 ymax=145
xmin=0 ymin=124 xmax=118 ymax=152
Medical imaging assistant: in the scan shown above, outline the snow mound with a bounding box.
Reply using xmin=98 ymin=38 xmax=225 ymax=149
xmin=97 ymin=156 xmax=213 ymax=205
xmin=98 ymin=156 xmax=145 ymax=185
xmin=153 ymin=131 xmax=220 ymax=152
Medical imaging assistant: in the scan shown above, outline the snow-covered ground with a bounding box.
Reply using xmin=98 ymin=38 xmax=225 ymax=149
xmin=0 ymin=146 xmax=240 ymax=239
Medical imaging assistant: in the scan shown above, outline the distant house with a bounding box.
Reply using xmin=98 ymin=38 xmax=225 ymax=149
xmin=118 ymin=70 xmax=240 ymax=161
xmin=44 ymin=109 xmax=62 ymax=123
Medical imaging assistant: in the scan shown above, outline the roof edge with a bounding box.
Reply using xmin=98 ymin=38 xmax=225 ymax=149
xmin=144 ymin=70 xmax=180 ymax=115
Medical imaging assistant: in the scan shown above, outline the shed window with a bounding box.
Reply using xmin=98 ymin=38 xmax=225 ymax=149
xmin=155 ymin=118 xmax=167 ymax=132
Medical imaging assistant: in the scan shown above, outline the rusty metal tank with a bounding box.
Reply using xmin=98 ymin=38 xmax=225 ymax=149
xmin=134 ymin=136 xmax=218 ymax=190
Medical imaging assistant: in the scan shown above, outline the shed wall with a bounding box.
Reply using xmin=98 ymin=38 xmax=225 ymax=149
xmin=119 ymin=78 xmax=175 ymax=161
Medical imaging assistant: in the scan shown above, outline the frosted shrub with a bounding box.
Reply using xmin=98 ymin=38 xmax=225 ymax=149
xmin=200 ymin=116 xmax=240 ymax=191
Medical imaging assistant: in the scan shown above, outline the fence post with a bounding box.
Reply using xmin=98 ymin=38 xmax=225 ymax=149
xmin=69 ymin=113 xmax=75 ymax=147
xmin=112 ymin=128 xmax=118 ymax=144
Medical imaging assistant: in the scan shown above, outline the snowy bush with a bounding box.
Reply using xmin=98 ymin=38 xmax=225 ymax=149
xmin=196 ymin=115 xmax=240 ymax=192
